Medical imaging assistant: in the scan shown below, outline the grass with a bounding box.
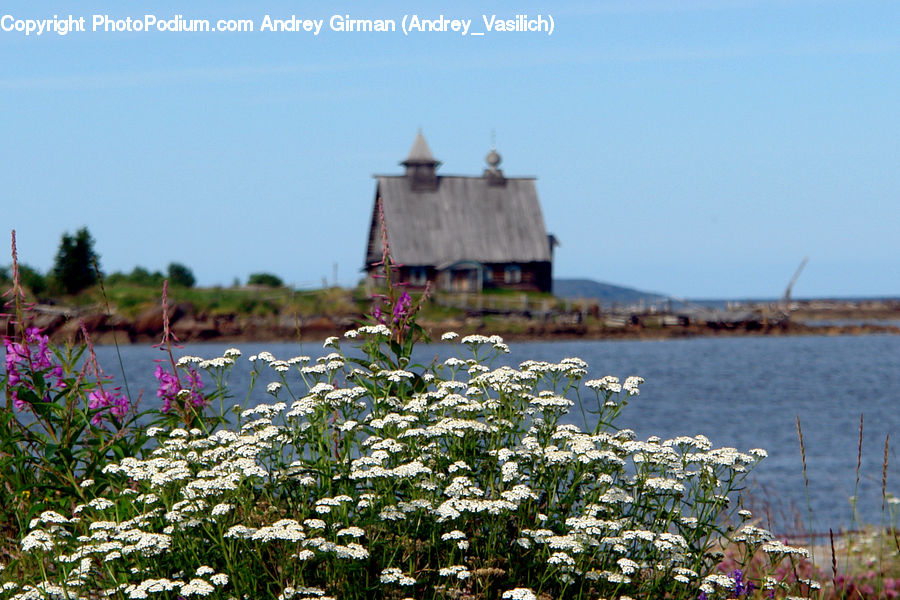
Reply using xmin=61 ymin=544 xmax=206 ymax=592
xmin=27 ymin=282 xmax=373 ymax=320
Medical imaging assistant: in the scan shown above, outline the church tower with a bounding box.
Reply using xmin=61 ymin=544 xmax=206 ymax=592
xmin=401 ymin=130 xmax=441 ymax=191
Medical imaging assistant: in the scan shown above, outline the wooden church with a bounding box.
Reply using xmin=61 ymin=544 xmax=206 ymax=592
xmin=364 ymin=132 xmax=555 ymax=293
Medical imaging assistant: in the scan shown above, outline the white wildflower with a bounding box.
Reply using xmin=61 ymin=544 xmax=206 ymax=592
xmin=617 ymin=557 xmax=638 ymax=574
xmin=622 ymin=375 xmax=644 ymax=394
xmin=180 ymin=578 xmax=215 ymax=596
xmin=439 ymin=565 xmax=471 ymax=580
xmin=270 ymin=360 xmax=290 ymax=373
xmin=336 ymin=527 xmax=365 ymax=538
xmin=502 ymin=589 xmax=537 ymax=600
xmin=87 ymin=498 xmax=115 ymax=511
xmin=547 ymin=552 xmax=575 ymax=566
xmin=379 ymin=567 xmax=415 ymax=585
xmin=762 ymin=540 xmax=810 ymax=557
xmin=21 ymin=529 xmax=55 ymax=552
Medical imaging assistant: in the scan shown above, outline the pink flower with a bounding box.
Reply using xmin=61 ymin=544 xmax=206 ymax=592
xmin=154 ymin=362 xmax=205 ymax=413
xmin=87 ymin=387 xmax=129 ymax=426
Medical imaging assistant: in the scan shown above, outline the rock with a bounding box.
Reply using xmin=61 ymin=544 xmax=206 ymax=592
xmin=46 ymin=313 xmax=109 ymax=344
xmin=171 ymin=317 xmax=220 ymax=341
xmin=212 ymin=315 xmax=243 ymax=338
xmin=53 ymin=317 xmax=84 ymax=344
xmin=132 ymin=302 xmax=193 ymax=337
xmin=79 ymin=312 xmax=108 ymax=333
xmin=30 ymin=313 xmax=65 ymax=334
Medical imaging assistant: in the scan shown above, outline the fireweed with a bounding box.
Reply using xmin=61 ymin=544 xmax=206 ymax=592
xmin=1 ymin=233 xmax=150 ymax=549
xmin=1 ymin=324 xmax=149 ymax=536
xmin=1 ymin=325 xmax=819 ymax=600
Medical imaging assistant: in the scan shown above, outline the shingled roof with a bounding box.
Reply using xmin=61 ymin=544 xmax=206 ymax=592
xmin=365 ymin=134 xmax=551 ymax=268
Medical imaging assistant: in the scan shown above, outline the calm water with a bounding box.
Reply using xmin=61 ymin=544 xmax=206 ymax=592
xmin=83 ymin=334 xmax=900 ymax=534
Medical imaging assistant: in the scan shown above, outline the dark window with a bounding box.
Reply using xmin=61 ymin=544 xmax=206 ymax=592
xmin=410 ymin=267 xmax=428 ymax=287
xmin=504 ymin=265 xmax=522 ymax=284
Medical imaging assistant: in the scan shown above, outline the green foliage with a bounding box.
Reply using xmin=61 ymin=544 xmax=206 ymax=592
xmin=17 ymin=264 xmax=48 ymax=296
xmin=50 ymin=227 xmax=100 ymax=295
xmin=103 ymin=271 xmax=127 ymax=286
xmin=1 ymin=328 xmax=147 ymax=546
xmin=104 ymin=265 xmax=166 ymax=288
xmin=167 ymin=262 xmax=196 ymax=288
xmin=247 ymin=272 xmax=284 ymax=287
xmin=108 ymin=266 xmax=165 ymax=287
xmin=104 ymin=266 xmax=166 ymax=289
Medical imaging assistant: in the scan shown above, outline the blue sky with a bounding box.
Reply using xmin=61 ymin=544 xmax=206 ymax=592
xmin=1 ymin=1 xmax=897 ymax=299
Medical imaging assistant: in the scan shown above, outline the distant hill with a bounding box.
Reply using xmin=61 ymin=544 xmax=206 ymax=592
xmin=553 ymin=278 xmax=669 ymax=306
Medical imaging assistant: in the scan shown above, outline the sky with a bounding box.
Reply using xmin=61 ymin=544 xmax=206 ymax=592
xmin=1 ymin=0 xmax=898 ymax=299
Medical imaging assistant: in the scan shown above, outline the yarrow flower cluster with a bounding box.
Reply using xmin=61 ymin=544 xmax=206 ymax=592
xmin=1 ymin=320 xmax=804 ymax=600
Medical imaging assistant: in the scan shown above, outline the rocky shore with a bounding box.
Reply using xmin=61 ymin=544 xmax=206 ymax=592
xmin=4 ymin=302 xmax=898 ymax=346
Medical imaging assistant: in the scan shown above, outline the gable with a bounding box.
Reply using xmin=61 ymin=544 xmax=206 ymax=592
xmin=365 ymin=176 xmax=551 ymax=267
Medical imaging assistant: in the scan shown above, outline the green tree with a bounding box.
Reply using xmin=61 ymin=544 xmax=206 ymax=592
xmin=51 ymin=227 xmax=100 ymax=295
xmin=247 ymin=272 xmax=284 ymax=287
xmin=18 ymin=264 xmax=48 ymax=296
xmin=128 ymin=266 xmax=164 ymax=286
xmin=167 ymin=262 xmax=196 ymax=288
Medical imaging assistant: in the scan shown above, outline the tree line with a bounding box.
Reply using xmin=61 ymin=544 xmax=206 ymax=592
xmin=1 ymin=227 xmax=284 ymax=297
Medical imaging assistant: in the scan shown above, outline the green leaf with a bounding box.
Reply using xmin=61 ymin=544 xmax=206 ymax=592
xmin=43 ymin=443 xmax=59 ymax=462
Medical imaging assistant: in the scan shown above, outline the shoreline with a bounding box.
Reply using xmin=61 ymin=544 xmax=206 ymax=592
xmin=9 ymin=307 xmax=898 ymax=346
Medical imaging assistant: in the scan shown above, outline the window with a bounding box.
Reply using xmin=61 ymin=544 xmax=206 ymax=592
xmin=409 ymin=267 xmax=428 ymax=287
xmin=504 ymin=265 xmax=522 ymax=284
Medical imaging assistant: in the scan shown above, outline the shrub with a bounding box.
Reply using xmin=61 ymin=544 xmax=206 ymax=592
xmin=130 ymin=266 xmax=166 ymax=287
xmin=106 ymin=267 xmax=166 ymax=287
xmin=15 ymin=264 xmax=47 ymax=297
xmin=167 ymin=262 xmax=196 ymax=288
xmin=248 ymin=272 xmax=284 ymax=287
